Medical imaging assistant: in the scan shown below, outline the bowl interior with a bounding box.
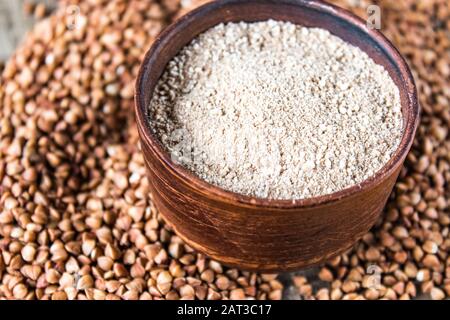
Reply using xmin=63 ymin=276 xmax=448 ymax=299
xmin=136 ymin=0 xmax=419 ymax=207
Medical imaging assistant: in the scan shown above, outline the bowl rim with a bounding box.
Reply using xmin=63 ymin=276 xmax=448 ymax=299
xmin=135 ymin=0 xmax=420 ymax=209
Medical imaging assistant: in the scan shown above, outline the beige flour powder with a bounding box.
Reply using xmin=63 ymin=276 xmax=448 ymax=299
xmin=148 ymin=20 xmax=403 ymax=199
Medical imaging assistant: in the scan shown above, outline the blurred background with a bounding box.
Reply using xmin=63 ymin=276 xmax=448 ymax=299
xmin=0 ymin=0 xmax=55 ymax=61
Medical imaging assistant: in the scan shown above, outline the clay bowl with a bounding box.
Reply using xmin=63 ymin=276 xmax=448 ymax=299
xmin=135 ymin=0 xmax=419 ymax=272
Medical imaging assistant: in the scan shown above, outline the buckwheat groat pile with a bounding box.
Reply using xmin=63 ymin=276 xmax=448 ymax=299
xmin=2 ymin=0 xmax=448 ymax=302
xmin=0 ymin=0 xmax=282 ymax=300
xmin=289 ymin=0 xmax=450 ymax=300
xmin=148 ymin=20 xmax=403 ymax=199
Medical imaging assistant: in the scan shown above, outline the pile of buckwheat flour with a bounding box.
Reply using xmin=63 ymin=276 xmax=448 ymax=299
xmin=149 ymin=20 xmax=403 ymax=199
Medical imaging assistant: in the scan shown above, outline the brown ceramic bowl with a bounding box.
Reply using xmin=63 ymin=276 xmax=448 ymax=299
xmin=135 ymin=0 xmax=419 ymax=272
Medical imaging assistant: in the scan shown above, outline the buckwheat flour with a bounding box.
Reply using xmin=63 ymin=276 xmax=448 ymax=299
xmin=148 ymin=20 xmax=403 ymax=199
